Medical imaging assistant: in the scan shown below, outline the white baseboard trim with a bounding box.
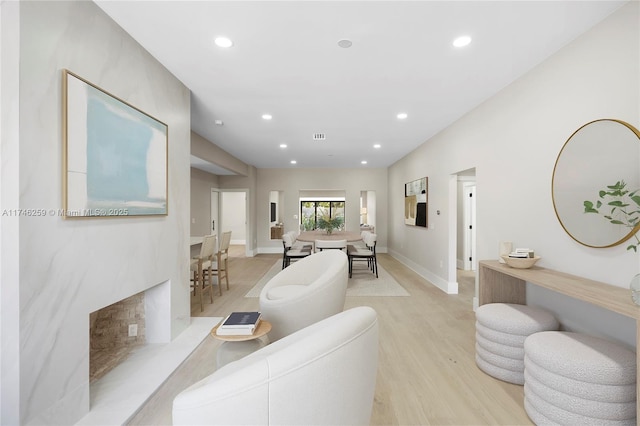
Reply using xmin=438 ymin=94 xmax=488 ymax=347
xmin=388 ymin=249 xmax=458 ymax=294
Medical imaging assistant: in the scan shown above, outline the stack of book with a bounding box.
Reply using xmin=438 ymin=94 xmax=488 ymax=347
xmin=508 ymin=248 xmax=534 ymax=258
xmin=216 ymin=311 xmax=262 ymax=336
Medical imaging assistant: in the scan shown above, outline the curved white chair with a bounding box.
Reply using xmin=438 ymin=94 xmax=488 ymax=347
xmin=260 ymin=250 xmax=348 ymax=342
xmin=173 ymin=306 xmax=379 ymax=426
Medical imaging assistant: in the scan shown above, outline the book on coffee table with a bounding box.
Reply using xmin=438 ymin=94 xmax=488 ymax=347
xmin=216 ymin=311 xmax=262 ymax=336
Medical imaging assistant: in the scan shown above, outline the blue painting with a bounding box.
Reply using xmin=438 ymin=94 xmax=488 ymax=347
xmin=64 ymin=70 xmax=167 ymax=217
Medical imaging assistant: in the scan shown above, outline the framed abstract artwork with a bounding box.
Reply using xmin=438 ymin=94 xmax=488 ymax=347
xmin=405 ymin=177 xmax=427 ymax=227
xmin=63 ymin=70 xmax=168 ymax=218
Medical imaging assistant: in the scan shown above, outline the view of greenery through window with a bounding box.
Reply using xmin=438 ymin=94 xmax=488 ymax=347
xmin=300 ymin=201 xmax=345 ymax=231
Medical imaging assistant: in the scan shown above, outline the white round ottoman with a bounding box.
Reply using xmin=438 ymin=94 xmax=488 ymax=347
xmin=524 ymin=331 xmax=636 ymax=425
xmin=475 ymin=303 xmax=559 ymax=385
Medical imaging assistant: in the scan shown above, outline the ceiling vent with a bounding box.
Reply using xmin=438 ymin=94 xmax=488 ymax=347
xmin=313 ymin=133 xmax=326 ymax=141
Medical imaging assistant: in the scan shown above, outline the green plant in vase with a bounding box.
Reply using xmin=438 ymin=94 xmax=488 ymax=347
xmin=583 ymin=180 xmax=640 ymax=252
xmin=317 ymin=215 xmax=344 ymax=235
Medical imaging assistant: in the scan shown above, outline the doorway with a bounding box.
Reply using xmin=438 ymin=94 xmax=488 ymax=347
xmin=221 ymin=190 xmax=247 ymax=245
xmin=449 ymin=168 xmax=477 ymax=297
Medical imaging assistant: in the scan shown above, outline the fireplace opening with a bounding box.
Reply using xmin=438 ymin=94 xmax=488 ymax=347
xmin=89 ymin=292 xmax=146 ymax=383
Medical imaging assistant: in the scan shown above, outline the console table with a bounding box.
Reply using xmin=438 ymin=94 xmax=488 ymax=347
xmin=478 ymin=260 xmax=640 ymax=423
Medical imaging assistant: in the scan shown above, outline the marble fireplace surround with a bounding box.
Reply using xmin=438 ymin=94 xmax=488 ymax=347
xmin=79 ymin=280 xmax=219 ymax=425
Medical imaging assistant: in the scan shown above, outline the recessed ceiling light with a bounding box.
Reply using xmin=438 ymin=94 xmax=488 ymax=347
xmin=453 ymin=35 xmax=472 ymax=48
xmin=397 ymin=112 xmax=408 ymax=120
xmin=214 ymin=120 xmax=224 ymax=126
xmin=373 ymin=144 xmax=381 ymax=149
xmin=214 ymin=37 xmax=234 ymax=48
xmin=262 ymin=114 xmax=272 ymax=120
xmin=290 ymin=160 xmax=297 ymax=164
xmin=337 ymin=39 xmax=352 ymax=48
xmin=361 ymin=160 xmax=368 ymax=165
xmin=279 ymin=144 xmax=287 ymax=148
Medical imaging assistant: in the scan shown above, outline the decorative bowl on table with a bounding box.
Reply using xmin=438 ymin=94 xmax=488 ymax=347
xmin=501 ymin=255 xmax=541 ymax=269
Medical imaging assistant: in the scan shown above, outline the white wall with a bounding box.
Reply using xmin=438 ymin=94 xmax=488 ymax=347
xmin=388 ymin=3 xmax=639 ymax=347
xmin=2 ymin=2 xmax=191 ymax=424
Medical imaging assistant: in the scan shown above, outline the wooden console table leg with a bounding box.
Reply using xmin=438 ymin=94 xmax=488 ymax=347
xmin=478 ymin=264 xmax=526 ymax=306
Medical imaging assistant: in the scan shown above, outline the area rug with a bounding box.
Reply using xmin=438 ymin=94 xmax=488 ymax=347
xmin=245 ymin=260 xmax=410 ymax=298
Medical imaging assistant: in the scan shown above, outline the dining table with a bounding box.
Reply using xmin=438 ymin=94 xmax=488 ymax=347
xmin=296 ymin=230 xmax=363 ymax=243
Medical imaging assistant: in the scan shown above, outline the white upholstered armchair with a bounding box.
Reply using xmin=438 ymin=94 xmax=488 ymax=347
xmin=260 ymin=249 xmax=348 ymax=342
xmin=172 ymin=306 xmax=379 ymax=425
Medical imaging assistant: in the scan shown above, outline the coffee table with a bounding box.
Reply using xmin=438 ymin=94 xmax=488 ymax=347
xmin=210 ymin=320 xmax=272 ymax=341
xmin=210 ymin=320 xmax=272 ymax=367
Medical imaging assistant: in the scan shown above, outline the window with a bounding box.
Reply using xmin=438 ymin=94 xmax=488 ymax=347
xmin=300 ymin=200 xmax=345 ymax=231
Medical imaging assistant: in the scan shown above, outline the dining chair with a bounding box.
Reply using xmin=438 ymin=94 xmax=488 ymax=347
xmin=314 ymin=239 xmax=347 ymax=253
xmin=347 ymin=233 xmax=378 ymax=278
xmin=211 ymin=231 xmax=232 ymax=291
xmin=282 ymin=233 xmax=312 ymax=268
xmin=189 ymin=234 xmax=216 ymax=311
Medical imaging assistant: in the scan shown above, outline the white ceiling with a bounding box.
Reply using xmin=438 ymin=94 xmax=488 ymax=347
xmin=95 ymin=1 xmax=626 ymax=171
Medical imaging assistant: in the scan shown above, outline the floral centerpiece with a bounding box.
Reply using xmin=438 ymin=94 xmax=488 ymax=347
xmin=317 ymin=215 xmax=344 ymax=235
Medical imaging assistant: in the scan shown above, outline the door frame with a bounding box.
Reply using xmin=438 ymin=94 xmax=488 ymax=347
xmin=210 ymin=188 xmax=220 ymax=250
xmin=463 ymin=183 xmax=477 ymax=271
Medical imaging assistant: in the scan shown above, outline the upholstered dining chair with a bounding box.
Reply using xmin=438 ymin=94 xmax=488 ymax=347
xmin=347 ymin=233 xmax=378 ymax=278
xmin=211 ymin=231 xmax=231 ymax=292
xmin=314 ymin=239 xmax=347 ymax=252
xmin=288 ymin=230 xmax=312 ymax=250
xmin=282 ymin=233 xmax=311 ymax=268
xmin=352 ymin=230 xmax=372 ymax=249
xmin=189 ymin=234 xmax=216 ymax=311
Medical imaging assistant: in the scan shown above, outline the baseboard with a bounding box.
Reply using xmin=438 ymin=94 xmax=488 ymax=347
xmin=387 ymin=249 xmax=458 ymax=294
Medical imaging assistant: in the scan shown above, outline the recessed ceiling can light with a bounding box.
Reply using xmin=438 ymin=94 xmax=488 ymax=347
xmin=453 ymin=35 xmax=472 ymax=47
xmin=290 ymin=160 xmax=297 ymax=164
xmin=397 ymin=112 xmax=408 ymax=120
xmin=361 ymin=160 xmax=368 ymax=165
xmin=280 ymin=144 xmax=287 ymax=148
xmin=373 ymin=144 xmax=381 ymax=149
xmin=214 ymin=120 xmax=224 ymax=126
xmin=262 ymin=114 xmax=272 ymax=120
xmin=337 ymin=39 xmax=352 ymax=48
xmin=214 ymin=37 xmax=234 ymax=48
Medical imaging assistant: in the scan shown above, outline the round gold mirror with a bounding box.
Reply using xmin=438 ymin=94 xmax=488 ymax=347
xmin=552 ymin=119 xmax=640 ymax=249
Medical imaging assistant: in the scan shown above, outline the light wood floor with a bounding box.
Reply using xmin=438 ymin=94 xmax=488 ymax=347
xmin=129 ymin=246 xmax=532 ymax=425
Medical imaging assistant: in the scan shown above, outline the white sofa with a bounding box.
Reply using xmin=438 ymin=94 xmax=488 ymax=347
xmin=173 ymin=306 xmax=379 ymax=425
xmin=260 ymin=249 xmax=348 ymax=342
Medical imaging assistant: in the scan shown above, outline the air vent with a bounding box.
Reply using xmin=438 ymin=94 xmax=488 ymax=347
xmin=313 ymin=133 xmax=326 ymax=141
